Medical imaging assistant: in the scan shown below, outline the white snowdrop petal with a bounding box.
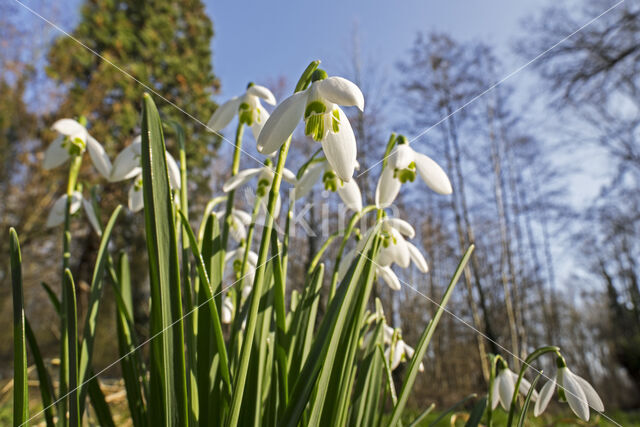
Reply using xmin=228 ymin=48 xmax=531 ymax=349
xmin=407 ymin=242 xmax=429 ymax=273
xmin=562 ymin=369 xmax=590 ymax=421
xmin=128 ymin=181 xmax=144 ymax=213
xmin=390 ymin=341 xmax=404 ymax=370
xmin=498 ymin=370 xmax=515 ymax=411
xmin=247 ymin=84 xmax=276 ymax=105
xmin=86 ymin=136 xmax=112 ymax=178
xmin=386 ymin=218 xmax=415 ymax=238
xmin=321 ymin=107 xmax=357 ymax=182
xmin=377 ymin=265 xmax=401 ymax=291
xmin=414 ymin=153 xmax=453 ymax=195
xmin=281 ymin=167 xmax=297 ymax=184
xmin=166 ymin=151 xmax=181 ymax=189
xmin=375 ymin=166 xmax=401 ymax=209
xmin=82 ymin=198 xmax=102 ymax=236
xmin=46 ymin=192 xmax=82 ymax=228
xmin=52 ymin=118 xmax=86 ymax=137
xmin=258 ymin=91 xmax=308 ymax=154
xmin=221 ymin=297 xmax=233 ymax=324
xmin=233 ymin=209 xmax=253 ymax=225
xmin=222 ymin=168 xmax=262 ymax=192
xmin=534 ymin=375 xmax=557 ymax=417
xmin=394 ymin=144 xmax=414 ymax=170
xmin=572 ymin=373 xmax=604 ymax=412
xmin=513 ymin=372 xmax=538 ymax=402
xmin=294 ymin=162 xmax=325 ymax=200
xmin=316 ymin=76 xmax=365 ymax=111
xmin=336 ymin=178 xmax=363 ymax=212
xmin=491 ymin=376 xmax=501 ymax=410
xmin=110 ymin=144 xmax=141 ymax=182
xmin=207 ymin=97 xmax=241 ymax=131
xmin=43 ymin=136 xmax=70 ymax=170
xmin=389 ymin=230 xmax=411 ymax=268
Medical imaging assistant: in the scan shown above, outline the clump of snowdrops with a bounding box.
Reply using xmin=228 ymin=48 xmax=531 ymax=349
xmin=8 ymin=60 xmax=603 ymax=426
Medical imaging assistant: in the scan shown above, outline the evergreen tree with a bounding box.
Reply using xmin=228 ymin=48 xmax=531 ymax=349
xmin=46 ymin=0 xmax=220 ymax=191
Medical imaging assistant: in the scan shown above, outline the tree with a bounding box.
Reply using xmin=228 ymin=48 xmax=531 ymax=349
xmin=46 ymin=0 xmax=220 ymax=191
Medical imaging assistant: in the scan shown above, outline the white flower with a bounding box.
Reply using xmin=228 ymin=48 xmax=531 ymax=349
xmin=215 ymin=208 xmax=252 ymax=243
xmin=491 ymin=366 xmax=539 ymax=411
xmin=534 ymin=365 xmax=604 ymax=421
xmin=221 ymin=296 xmax=234 ymax=324
xmin=222 ymin=161 xmax=296 ymax=219
xmin=43 ymin=118 xmax=112 ymax=178
xmin=383 ymin=325 xmax=425 ymax=372
xmin=338 ymin=217 xmax=428 ymax=292
xmin=46 ymin=191 xmax=101 ymax=233
xmin=294 ymin=160 xmax=363 ymax=212
xmin=207 ymin=83 xmax=276 ymax=141
xmin=226 ymin=248 xmax=259 ymax=298
xmin=375 ymin=139 xmax=452 ymax=209
xmin=257 ymin=71 xmax=364 ymax=181
xmin=82 ymin=198 xmax=102 ymax=236
xmin=109 ymin=136 xmax=181 ymax=212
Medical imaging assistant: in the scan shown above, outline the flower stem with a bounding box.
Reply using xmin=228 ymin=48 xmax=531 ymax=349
xmin=329 ymin=205 xmax=377 ymax=300
xmin=221 ymin=122 xmax=245 ymax=255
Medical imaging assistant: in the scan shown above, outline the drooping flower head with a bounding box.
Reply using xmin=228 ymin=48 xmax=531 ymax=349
xmin=46 ymin=191 xmax=101 ymax=235
xmin=43 ymin=118 xmax=112 ymax=178
xmin=294 ymin=159 xmax=363 ymax=212
xmin=207 ymin=83 xmax=277 ymax=141
xmin=376 ymin=135 xmax=452 ymax=208
xmin=257 ymin=70 xmax=364 ymax=181
xmin=109 ymin=136 xmax=180 ymax=212
xmin=491 ymin=359 xmax=538 ymax=411
xmin=534 ymin=356 xmax=604 ymax=421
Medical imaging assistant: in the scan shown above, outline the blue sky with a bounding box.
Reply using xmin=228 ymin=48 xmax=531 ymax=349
xmin=206 ymin=1 xmax=541 ymax=99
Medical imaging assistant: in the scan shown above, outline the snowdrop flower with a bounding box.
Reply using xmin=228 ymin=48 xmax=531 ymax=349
xmin=222 ymin=160 xmax=296 ymax=218
xmin=338 ymin=217 xmax=428 ymax=291
xmin=43 ymin=118 xmax=112 ymax=178
xmin=82 ymin=198 xmax=102 ymax=236
xmin=534 ymin=357 xmax=604 ymax=421
xmin=109 ymin=136 xmax=180 ymax=212
xmin=377 ymin=217 xmax=429 ymax=273
xmin=375 ymin=136 xmax=452 ymax=208
xmin=216 ymin=208 xmax=252 ymax=243
xmin=491 ymin=363 xmax=538 ymax=411
xmin=294 ymin=159 xmax=362 ymax=212
xmin=226 ymin=247 xmax=258 ymax=298
xmin=257 ymin=70 xmax=364 ymax=181
xmin=221 ymin=296 xmax=234 ymax=324
xmin=207 ymin=83 xmax=276 ymax=141
xmin=382 ymin=325 xmax=425 ymax=372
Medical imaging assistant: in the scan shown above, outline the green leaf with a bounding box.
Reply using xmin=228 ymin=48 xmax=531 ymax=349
xmin=114 ymin=253 xmax=149 ymax=426
xmin=78 ymin=205 xmax=122 ymax=412
xmin=408 ymin=403 xmax=435 ymax=427
xmin=388 ymin=245 xmax=475 ymax=427
xmin=141 ymin=93 xmax=188 ymax=427
xmin=87 ymin=374 xmax=115 ymax=427
xmin=10 ymin=228 xmax=28 ymax=426
xmin=40 ymin=282 xmax=61 ymax=314
xmin=63 ymin=268 xmax=79 ymax=427
xmin=25 ymin=319 xmax=56 ymax=427
xmin=280 ymin=228 xmax=381 ymax=427
xmin=428 ymin=394 xmax=477 ymax=427
xmin=178 ymin=210 xmax=232 ymax=395
xmin=465 ymin=397 xmax=487 ymax=427
xmin=516 ymin=372 xmax=542 ymax=427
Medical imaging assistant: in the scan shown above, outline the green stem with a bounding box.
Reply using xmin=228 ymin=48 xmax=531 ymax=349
xmin=220 ymin=122 xmax=245 ymax=254
xmin=328 ymin=205 xmax=377 ymax=299
xmin=506 ymin=346 xmax=560 ymax=426
xmin=226 ymin=136 xmax=292 ymax=427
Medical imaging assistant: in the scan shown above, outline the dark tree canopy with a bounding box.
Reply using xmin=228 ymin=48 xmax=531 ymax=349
xmin=46 ymin=0 xmax=221 ymax=189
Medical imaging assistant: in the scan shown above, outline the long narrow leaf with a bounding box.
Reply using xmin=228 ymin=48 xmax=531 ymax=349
xmin=141 ymin=93 xmax=188 ymax=426
xmin=10 ymin=228 xmax=28 ymax=426
xmin=388 ymin=245 xmax=475 ymax=427
xmin=25 ymin=319 xmax=56 ymax=427
xmin=78 ymin=205 xmax=122 ymax=412
xmin=63 ymin=269 xmax=79 ymax=427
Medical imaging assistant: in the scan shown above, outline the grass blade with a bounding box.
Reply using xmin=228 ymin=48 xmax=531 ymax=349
xmin=87 ymin=374 xmax=115 ymax=427
xmin=516 ymin=372 xmax=542 ymax=427
xmin=465 ymin=396 xmax=487 ymax=427
xmin=24 ymin=319 xmax=56 ymax=427
xmin=141 ymin=93 xmax=188 ymax=426
xmin=10 ymin=228 xmax=28 ymax=426
xmin=63 ymin=268 xmax=79 ymax=427
xmin=388 ymin=245 xmax=475 ymax=427
xmin=78 ymin=205 xmax=122 ymax=412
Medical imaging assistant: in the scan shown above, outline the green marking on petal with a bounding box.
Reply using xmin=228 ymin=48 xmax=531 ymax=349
xmin=322 ymin=170 xmax=340 ymax=192
xmin=394 ymin=161 xmax=417 ymax=183
xmin=304 ymin=100 xmax=327 ymax=118
xmin=305 ymin=114 xmax=324 ymax=141
xmin=238 ymin=102 xmax=253 ymax=125
xmin=331 ymin=109 xmax=340 ymax=133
